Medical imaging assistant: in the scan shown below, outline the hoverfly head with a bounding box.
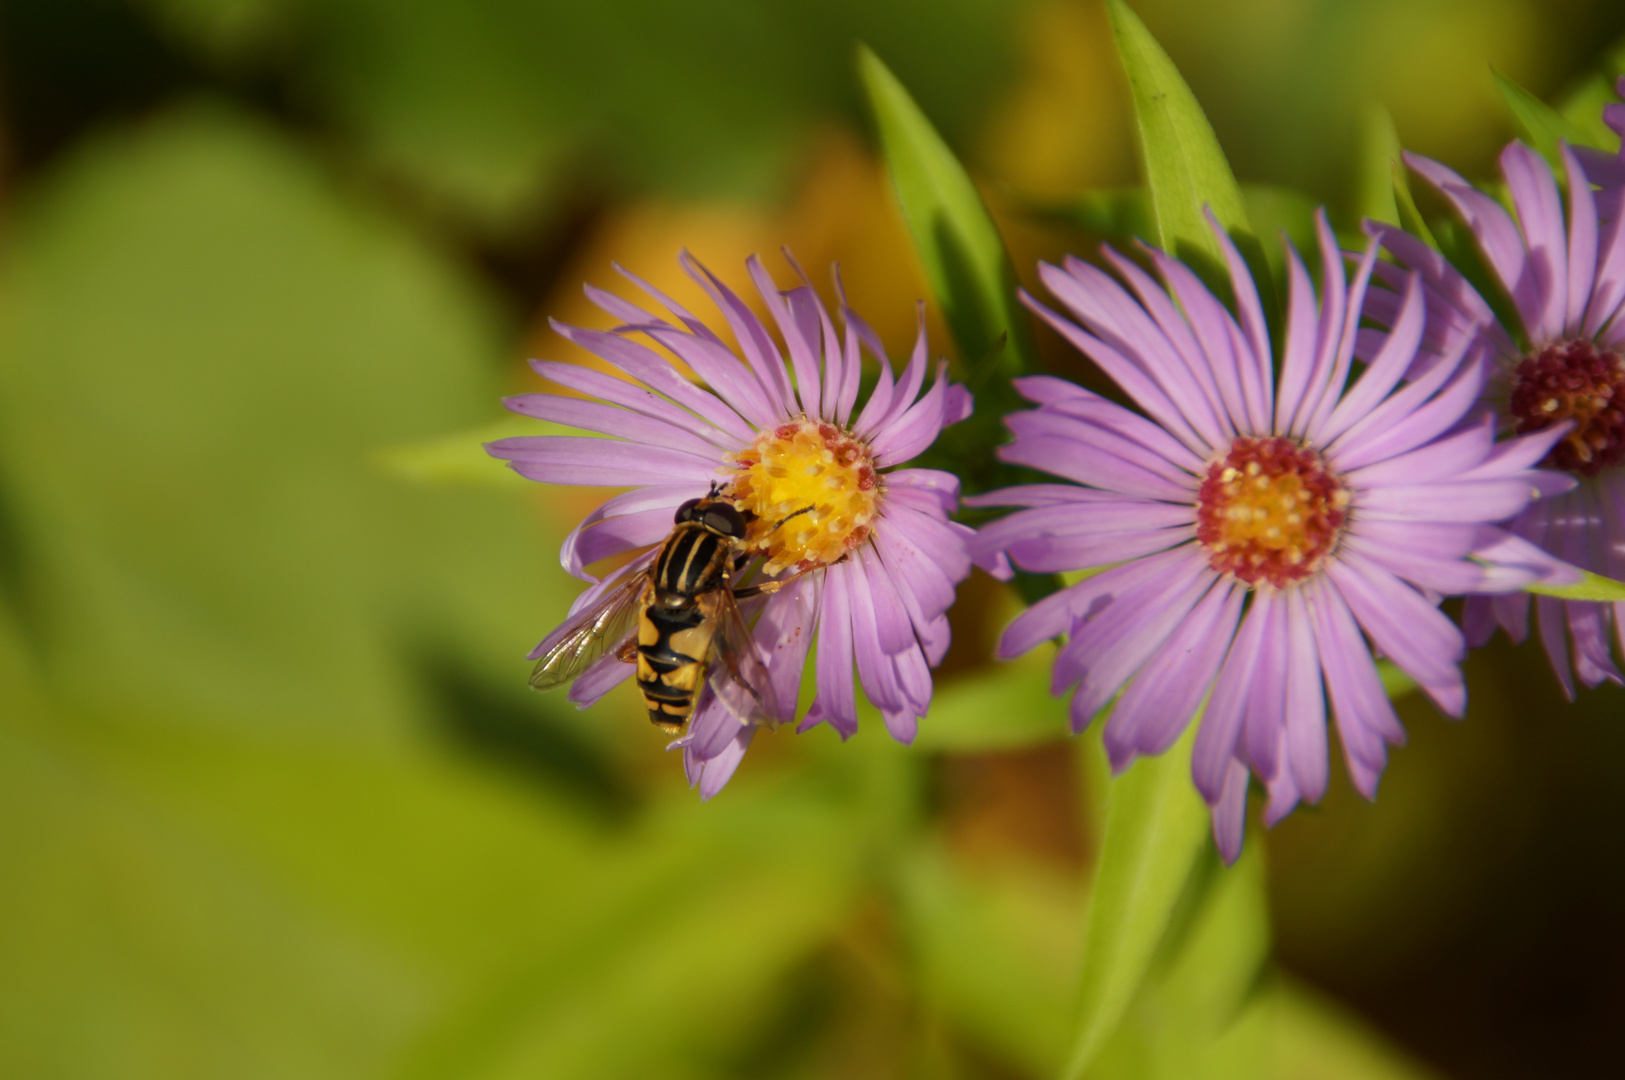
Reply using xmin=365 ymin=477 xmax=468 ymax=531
xmin=697 ymin=500 xmax=748 ymax=539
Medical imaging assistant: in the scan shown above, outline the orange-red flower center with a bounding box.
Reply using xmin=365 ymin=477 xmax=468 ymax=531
xmin=1508 ymin=339 xmax=1625 ymax=476
xmin=1196 ymin=436 xmax=1348 ymax=588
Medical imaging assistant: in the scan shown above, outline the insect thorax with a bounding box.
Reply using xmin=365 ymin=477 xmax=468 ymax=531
xmin=654 ymin=521 xmax=734 ymax=599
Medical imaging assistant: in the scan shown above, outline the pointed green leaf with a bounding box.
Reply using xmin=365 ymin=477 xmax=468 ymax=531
xmin=1088 ymin=844 xmax=1272 ymax=1079
xmin=373 ymin=417 xmax=541 ymax=489
xmin=1272 ymin=978 xmax=1448 ymax=1080
xmin=1556 ymin=34 xmax=1623 ymax=152
xmin=856 ymin=44 xmax=1039 ymax=389
xmin=1494 ymin=70 xmax=1594 ymax=172
xmin=1356 ymin=104 xmax=1403 ymax=228
xmin=898 ymin=845 xmax=1082 ymax=1076
xmin=1062 ymin=723 xmax=1211 ymax=1080
xmin=1557 ymin=30 xmax=1625 ymax=151
xmin=1030 ymin=186 xmax=1155 ymax=244
xmin=911 ymin=650 xmax=1068 ymax=752
xmin=1241 ymin=184 xmax=1319 ymax=249
xmin=1242 ymin=183 xmax=1322 ymax=286
xmin=1039 ymin=182 xmax=1317 ymax=289
xmin=1556 ymin=73 xmax=1623 ymax=152
xmin=1106 ymin=0 xmax=1254 ymax=290
xmin=1375 ymin=659 xmax=1419 ymax=701
xmin=1525 ymin=568 xmax=1625 ymax=602
xmin=1392 ymin=157 xmax=1439 ymax=251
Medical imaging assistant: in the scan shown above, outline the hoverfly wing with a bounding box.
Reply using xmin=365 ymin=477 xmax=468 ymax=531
xmin=529 ymin=571 xmax=648 ymax=691
xmin=698 ymin=589 xmax=782 ymax=727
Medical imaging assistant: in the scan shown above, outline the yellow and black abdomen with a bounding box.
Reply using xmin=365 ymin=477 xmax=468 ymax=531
xmin=637 ymin=521 xmax=733 ymax=732
xmin=635 ymin=604 xmax=719 ymax=732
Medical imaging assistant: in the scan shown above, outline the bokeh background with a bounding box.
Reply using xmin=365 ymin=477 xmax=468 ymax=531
xmin=1 ymin=0 xmax=1624 ymax=1077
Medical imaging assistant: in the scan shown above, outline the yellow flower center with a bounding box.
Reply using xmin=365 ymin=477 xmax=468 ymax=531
xmin=725 ymin=418 xmax=881 ymax=575
xmin=1196 ymin=436 xmax=1349 ymax=588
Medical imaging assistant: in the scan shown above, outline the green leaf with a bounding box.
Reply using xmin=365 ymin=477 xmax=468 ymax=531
xmin=912 ymin=650 xmax=1068 ymax=752
xmin=1272 ymin=978 xmax=1447 ymax=1080
xmin=1061 ymin=723 xmax=1211 ymax=1080
xmin=1242 ymin=183 xmax=1322 ymax=287
xmin=1356 ymin=104 xmax=1403 ymax=228
xmin=898 ymin=845 xmax=1082 ymax=1076
xmin=1106 ymin=0 xmax=1256 ymax=293
xmin=1060 ymin=566 xmax=1114 ymax=587
xmin=1375 ymin=660 xmax=1419 ymax=701
xmin=1391 ymin=156 xmax=1439 ymax=252
xmin=1242 ymin=185 xmax=1318 ymax=249
xmin=1525 ymin=568 xmax=1625 ymax=602
xmin=373 ymin=417 xmax=558 ymax=490
xmin=1088 ymin=843 xmax=1271 ymax=1079
xmin=1555 ymin=34 xmax=1625 ymax=153
xmin=1029 ymin=186 xmax=1156 ymax=244
xmin=1557 ymin=73 xmax=1624 ymax=152
xmin=856 ymin=45 xmax=1040 ymax=393
xmin=1494 ymin=70 xmax=1595 ymax=173
xmin=1038 ymin=182 xmax=1315 ymax=275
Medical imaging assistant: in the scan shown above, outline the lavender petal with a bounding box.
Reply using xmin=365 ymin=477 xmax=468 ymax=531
xmin=1405 ymin=151 xmax=1533 ymax=334
xmin=1499 ymin=142 xmax=1567 ymax=342
xmin=1192 ymin=593 xmax=1276 ymax=804
xmin=1104 ymin=579 xmax=1242 ymax=769
xmin=1212 ymin=758 xmax=1251 ymax=864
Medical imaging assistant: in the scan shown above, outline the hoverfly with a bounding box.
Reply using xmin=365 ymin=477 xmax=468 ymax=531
xmin=529 ymin=486 xmax=811 ymax=733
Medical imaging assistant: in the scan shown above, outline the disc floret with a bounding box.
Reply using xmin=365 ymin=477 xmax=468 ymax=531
xmin=726 ymin=417 xmax=881 ymax=575
xmin=1508 ymin=339 xmax=1625 ymax=476
xmin=1196 ymin=436 xmax=1349 ymax=588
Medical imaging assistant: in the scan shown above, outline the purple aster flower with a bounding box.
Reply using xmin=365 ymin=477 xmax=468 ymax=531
xmin=1365 ymin=133 xmax=1625 ymax=695
xmin=487 ymin=252 xmax=973 ymax=795
xmin=969 ymin=213 xmax=1571 ymax=860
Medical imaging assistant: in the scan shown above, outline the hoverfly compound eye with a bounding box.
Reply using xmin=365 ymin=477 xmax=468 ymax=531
xmin=674 ymin=498 xmax=700 ymax=523
xmin=702 ymin=505 xmax=747 ymax=537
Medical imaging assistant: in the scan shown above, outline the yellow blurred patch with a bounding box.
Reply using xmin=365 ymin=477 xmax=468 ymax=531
xmin=521 ymin=128 xmax=950 ymax=388
xmin=978 ymin=0 xmax=1134 ymax=199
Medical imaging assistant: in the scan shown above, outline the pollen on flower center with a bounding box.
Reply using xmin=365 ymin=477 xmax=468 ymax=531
xmin=1196 ymin=436 xmax=1349 ymax=588
xmin=1508 ymin=339 xmax=1625 ymax=476
xmin=725 ymin=417 xmax=881 ymax=575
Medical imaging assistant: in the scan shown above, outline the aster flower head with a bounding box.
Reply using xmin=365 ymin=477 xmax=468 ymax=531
xmin=1367 ymin=125 xmax=1625 ymax=694
xmin=488 ymin=251 xmax=974 ymax=795
xmin=970 ymin=212 xmax=1571 ymax=860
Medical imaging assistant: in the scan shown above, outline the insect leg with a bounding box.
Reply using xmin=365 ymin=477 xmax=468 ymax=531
xmin=733 ymin=563 xmax=821 ymax=599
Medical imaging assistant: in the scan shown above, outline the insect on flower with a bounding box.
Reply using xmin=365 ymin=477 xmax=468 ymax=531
xmin=489 ymin=250 xmax=974 ymax=797
xmin=528 ymin=485 xmax=816 ymax=733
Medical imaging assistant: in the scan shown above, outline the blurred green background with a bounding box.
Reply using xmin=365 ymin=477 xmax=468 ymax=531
xmin=1 ymin=0 xmax=1623 ymax=1077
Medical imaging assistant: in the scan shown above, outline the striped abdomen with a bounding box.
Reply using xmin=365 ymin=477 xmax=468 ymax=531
xmin=635 ymin=604 xmax=719 ymax=731
xmin=636 ymin=521 xmax=734 ymax=731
